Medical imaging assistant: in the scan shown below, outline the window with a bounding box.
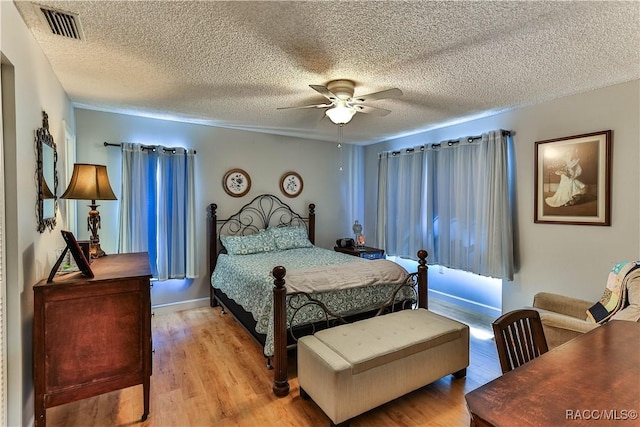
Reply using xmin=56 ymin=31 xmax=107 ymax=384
xmin=377 ymin=130 xmax=514 ymax=280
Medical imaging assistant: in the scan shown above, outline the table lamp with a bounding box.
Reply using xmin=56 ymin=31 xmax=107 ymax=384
xmin=61 ymin=163 xmax=117 ymax=258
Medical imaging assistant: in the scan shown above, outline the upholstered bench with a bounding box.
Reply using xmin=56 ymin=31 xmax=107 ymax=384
xmin=297 ymin=308 xmax=469 ymax=426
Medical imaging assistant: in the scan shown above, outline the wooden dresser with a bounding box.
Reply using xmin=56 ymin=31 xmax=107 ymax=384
xmin=33 ymin=252 xmax=152 ymax=427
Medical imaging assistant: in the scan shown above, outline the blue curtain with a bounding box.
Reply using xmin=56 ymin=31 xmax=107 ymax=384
xmin=118 ymin=143 xmax=197 ymax=280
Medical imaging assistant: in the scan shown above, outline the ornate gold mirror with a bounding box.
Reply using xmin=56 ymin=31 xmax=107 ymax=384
xmin=36 ymin=111 xmax=58 ymax=232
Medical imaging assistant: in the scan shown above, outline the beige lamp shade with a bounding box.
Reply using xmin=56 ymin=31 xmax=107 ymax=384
xmin=61 ymin=163 xmax=117 ymax=201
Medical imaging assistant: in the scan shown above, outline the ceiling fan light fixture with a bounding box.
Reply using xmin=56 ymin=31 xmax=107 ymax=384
xmin=326 ymin=104 xmax=356 ymax=125
xmin=280 ymin=79 xmax=401 ymax=125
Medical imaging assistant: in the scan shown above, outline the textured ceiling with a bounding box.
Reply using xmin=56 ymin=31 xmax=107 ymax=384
xmin=14 ymin=0 xmax=640 ymax=145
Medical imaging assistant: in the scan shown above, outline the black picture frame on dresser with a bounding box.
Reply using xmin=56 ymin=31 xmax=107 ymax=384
xmin=47 ymin=230 xmax=94 ymax=283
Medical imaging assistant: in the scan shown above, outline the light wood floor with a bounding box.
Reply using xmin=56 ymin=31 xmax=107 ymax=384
xmin=46 ymin=300 xmax=502 ymax=427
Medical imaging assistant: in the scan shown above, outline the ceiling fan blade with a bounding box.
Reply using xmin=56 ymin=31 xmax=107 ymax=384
xmin=352 ymin=88 xmax=403 ymax=103
xmin=352 ymin=104 xmax=392 ymax=116
xmin=309 ymin=85 xmax=339 ymax=101
xmin=277 ymin=103 xmax=332 ymax=110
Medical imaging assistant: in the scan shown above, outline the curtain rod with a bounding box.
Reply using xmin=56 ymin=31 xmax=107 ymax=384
xmin=390 ymin=130 xmax=512 ymax=156
xmin=103 ymin=141 xmax=196 ymax=154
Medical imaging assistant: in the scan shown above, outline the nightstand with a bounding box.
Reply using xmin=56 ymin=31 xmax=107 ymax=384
xmin=334 ymin=245 xmax=385 ymax=260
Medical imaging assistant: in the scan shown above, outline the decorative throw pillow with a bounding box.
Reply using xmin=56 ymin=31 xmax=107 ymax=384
xmin=220 ymin=230 xmax=277 ymax=255
xmin=586 ymin=261 xmax=640 ymax=323
xmin=268 ymin=226 xmax=313 ymax=250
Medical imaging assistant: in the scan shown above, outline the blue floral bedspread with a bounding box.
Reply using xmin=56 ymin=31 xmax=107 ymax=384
xmin=211 ymin=247 xmax=413 ymax=356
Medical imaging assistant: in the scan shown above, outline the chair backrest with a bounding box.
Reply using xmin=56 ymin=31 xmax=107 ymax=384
xmin=492 ymin=309 xmax=549 ymax=374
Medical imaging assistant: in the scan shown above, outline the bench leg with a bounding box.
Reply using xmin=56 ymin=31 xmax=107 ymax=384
xmin=453 ymin=367 xmax=467 ymax=379
xmin=300 ymin=387 xmax=310 ymax=400
xmin=300 ymin=388 xmax=348 ymax=426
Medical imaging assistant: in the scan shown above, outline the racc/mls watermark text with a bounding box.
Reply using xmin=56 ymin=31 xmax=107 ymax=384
xmin=566 ymin=409 xmax=638 ymax=421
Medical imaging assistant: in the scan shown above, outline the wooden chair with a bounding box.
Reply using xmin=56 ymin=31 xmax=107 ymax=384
xmin=492 ymin=309 xmax=549 ymax=374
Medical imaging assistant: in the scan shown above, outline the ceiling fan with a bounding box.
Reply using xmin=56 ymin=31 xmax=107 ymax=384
xmin=278 ymin=79 xmax=403 ymax=125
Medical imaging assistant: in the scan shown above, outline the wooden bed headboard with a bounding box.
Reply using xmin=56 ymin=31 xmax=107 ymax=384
xmin=207 ymin=194 xmax=316 ymax=276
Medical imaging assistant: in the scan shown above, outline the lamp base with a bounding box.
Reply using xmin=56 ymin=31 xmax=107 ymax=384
xmin=90 ymin=242 xmax=107 ymax=258
xmin=87 ymin=201 xmax=107 ymax=258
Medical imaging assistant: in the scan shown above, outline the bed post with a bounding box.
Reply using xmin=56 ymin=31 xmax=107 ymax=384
xmin=308 ymin=203 xmax=316 ymax=245
xmin=272 ymin=266 xmax=289 ymax=397
xmin=417 ymin=250 xmax=428 ymax=309
xmin=208 ymin=203 xmax=218 ymax=307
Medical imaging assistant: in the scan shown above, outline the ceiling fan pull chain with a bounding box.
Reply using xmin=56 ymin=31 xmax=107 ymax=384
xmin=338 ymin=125 xmax=344 ymax=171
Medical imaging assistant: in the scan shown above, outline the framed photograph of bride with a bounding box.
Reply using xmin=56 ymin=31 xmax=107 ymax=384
xmin=534 ymin=130 xmax=611 ymax=226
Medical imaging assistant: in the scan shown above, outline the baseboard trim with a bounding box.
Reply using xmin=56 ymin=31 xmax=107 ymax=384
xmin=149 ymin=292 xmax=501 ymax=318
xmin=151 ymin=297 xmax=210 ymax=316
xmin=428 ymin=289 xmax=501 ymax=318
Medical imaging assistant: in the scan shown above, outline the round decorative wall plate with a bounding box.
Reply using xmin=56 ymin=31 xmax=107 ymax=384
xmin=223 ymin=168 xmax=251 ymax=197
xmin=280 ymin=171 xmax=303 ymax=198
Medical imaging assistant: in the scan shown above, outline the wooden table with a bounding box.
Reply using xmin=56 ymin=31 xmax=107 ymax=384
xmin=465 ymin=320 xmax=640 ymax=427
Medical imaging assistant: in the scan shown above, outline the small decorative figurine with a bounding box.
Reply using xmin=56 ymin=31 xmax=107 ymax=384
xmin=352 ymin=220 xmax=363 ymax=248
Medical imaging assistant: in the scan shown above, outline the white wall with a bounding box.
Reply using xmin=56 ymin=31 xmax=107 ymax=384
xmin=74 ymin=109 xmax=363 ymax=309
xmin=365 ymin=80 xmax=640 ymax=312
xmin=1 ymin=1 xmax=75 ymax=425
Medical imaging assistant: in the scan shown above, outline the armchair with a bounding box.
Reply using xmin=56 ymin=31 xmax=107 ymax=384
xmin=533 ymin=271 xmax=640 ymax=349
xmin=532 ymin=292 xmax=598 ymax=349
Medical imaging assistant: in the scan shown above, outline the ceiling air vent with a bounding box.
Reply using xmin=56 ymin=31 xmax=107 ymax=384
xmin=39 ymin=6 xmax=84 ymax=40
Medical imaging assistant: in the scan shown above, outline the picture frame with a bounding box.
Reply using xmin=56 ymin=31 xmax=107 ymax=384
xmin=223 ymin=168 xmax=251 ymax=197
xmin=534 ymin=130 xmax=611 ymax=226
xmin=48 ymin=230 xmax=94 ymax=282
xmin=280 ymin=171 xmax=303 ymax=198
